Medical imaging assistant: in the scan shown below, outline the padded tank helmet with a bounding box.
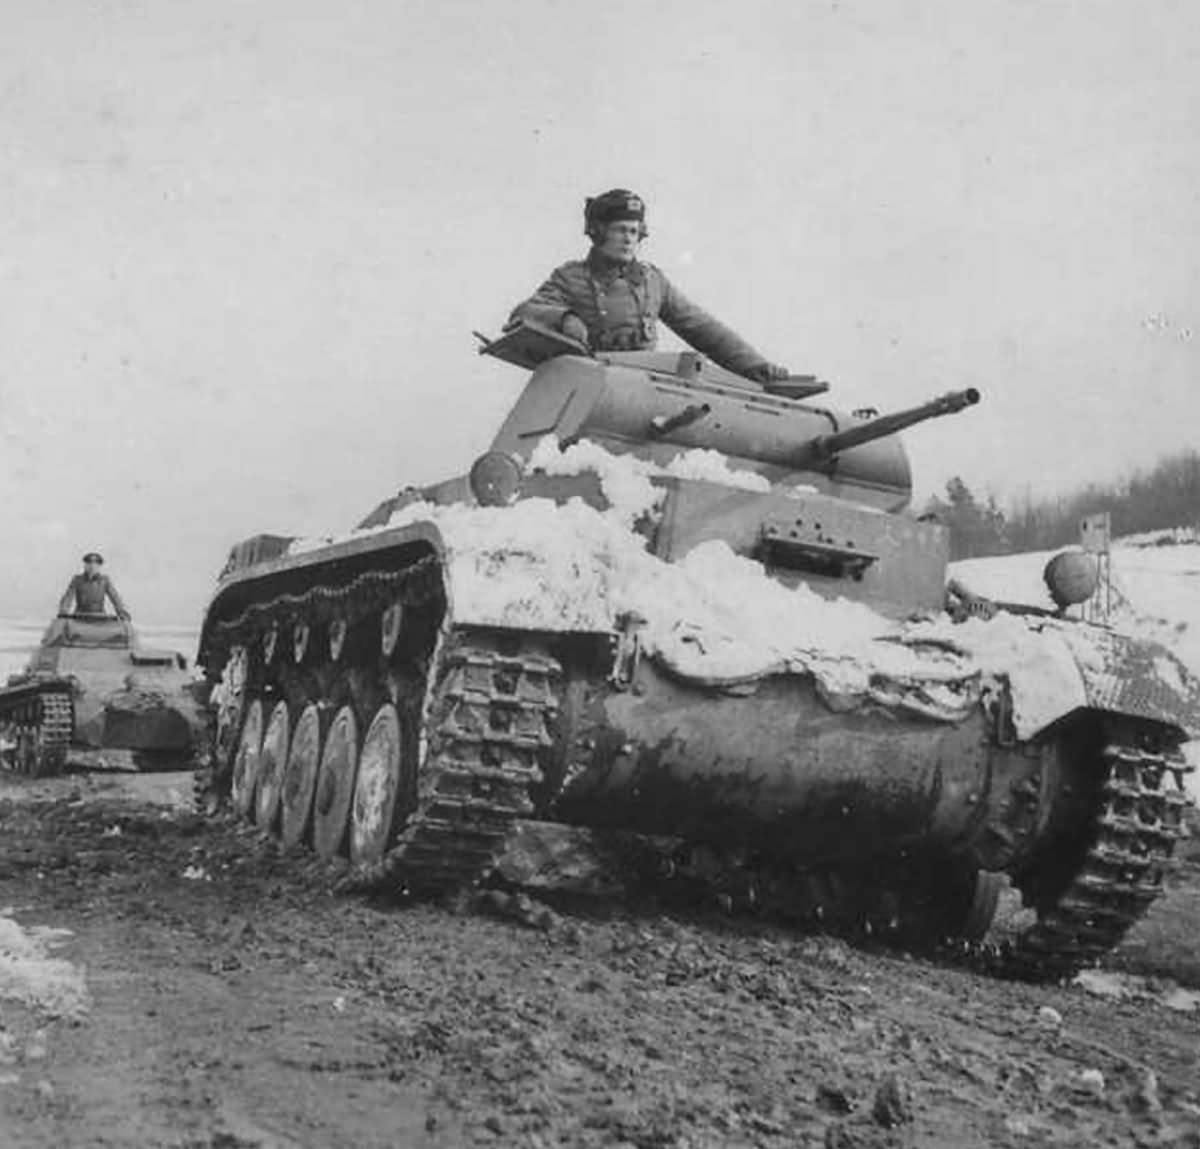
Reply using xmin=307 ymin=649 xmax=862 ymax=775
xmin=584 ymin=188 xmax=648 ymax=242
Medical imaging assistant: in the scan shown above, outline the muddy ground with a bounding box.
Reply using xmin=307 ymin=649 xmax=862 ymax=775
xmin=0 ymin=773 xmax=1198 ymax=1149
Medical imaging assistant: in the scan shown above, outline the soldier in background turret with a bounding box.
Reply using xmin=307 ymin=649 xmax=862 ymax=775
xmin=508 ymin=188 xmax=791 ymax=384
xmin=57 ymin=552 xmax=131 ymax=620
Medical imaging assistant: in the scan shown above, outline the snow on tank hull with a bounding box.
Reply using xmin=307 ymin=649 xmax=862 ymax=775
xmin=0 ymin=615 xmax=208 ymax=775
xmin=197 ymin=330 xmax=1200 ymax=980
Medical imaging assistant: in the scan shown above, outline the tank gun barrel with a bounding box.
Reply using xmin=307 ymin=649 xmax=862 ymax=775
xmin=798 ymin=387 xmax=980 ymax=465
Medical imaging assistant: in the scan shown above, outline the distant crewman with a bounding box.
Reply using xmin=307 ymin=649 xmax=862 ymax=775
xmin=57 ymin=552 xmax=131 ymax=620
xmin=508 ymin=188 xmax=791 ymax=383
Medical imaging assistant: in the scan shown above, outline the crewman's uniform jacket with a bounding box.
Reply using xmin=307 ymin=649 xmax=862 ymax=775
xmin=58 ymin=573 xmax=130 ymax=618
xmin=510 ymin=249 xmax=768 ymax=377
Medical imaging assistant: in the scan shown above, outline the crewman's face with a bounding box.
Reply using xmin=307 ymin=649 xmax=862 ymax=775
xmin=84 ymin=559 xmax=102 ymax=575
xmin=599 ymin=220 xmax=642 ymax=262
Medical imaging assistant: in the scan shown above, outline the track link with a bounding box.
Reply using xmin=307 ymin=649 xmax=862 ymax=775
xmin=0 ymin=684 xmax=73 ymax=776
xmin=1001 ymin=735 xmax=1189 ymax=980
xmin=36 ymin=692 xmax=73 ymax=774
xmin=373 ymin=633 xmax=561 ymax=895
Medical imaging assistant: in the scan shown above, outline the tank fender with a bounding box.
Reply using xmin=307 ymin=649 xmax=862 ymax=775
xmin=1046 ymin=624 xmax=1200 ymax=738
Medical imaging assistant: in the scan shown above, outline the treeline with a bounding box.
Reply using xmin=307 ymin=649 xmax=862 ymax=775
xmin=922 ymin=449 xmax=1200 ymax=559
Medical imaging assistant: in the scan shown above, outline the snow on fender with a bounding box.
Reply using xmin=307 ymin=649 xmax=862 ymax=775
xmin=1054 ymin=622 xmax=1200 ymax=737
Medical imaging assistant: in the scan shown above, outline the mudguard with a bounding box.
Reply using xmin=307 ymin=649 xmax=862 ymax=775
xmin=1054 ymin=623 xmax=1200 ymax=737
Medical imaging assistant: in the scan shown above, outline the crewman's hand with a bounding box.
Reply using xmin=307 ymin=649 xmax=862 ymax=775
xmin=746 ymin=361 xmax=791 ymax=383
xmin=561 ymin=313 xmax=589 ymax=346
xmin=117 ymin=610 xmax=131 ymax=622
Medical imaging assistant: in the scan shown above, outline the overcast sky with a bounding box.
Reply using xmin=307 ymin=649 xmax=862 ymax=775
xmin=1 ymin=0 xmax=1197 ymax=624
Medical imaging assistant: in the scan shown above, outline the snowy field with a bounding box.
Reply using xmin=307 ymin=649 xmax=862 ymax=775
xmin=951 ymin=529 xmax=1200 ymax=686
xmin=955 ymin=530 xmax=1200 ymax=797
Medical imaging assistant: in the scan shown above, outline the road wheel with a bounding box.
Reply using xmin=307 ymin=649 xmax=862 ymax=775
xmin=280 ymin=703 xmax=323 ymax=849
xmin=254 ymin=701 xmax=291 ymax=833
xmin=231 ymin=700 xmax=264 ymax=818
xmin=312 ymin=706 xmax=359 ymax=859
xmin=349 ymin=704 xmax=405 ymax=866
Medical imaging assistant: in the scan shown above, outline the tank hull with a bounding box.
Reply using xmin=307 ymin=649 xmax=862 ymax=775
xmin=554 ymin=662 xmax=993 ymax=864
xmin=193 ymin=346 xmax=1199 ymax=980
xmin=0 ymin=615 xmax=208 ymax=774
xmin=194 ymin=506 xmax=1194 ymax=982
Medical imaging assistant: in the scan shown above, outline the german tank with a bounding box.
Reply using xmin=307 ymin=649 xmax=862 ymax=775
xmin=0 ymin=613 xmax=209 ymax=775
xmin=196 ymin=322 xmax=1200 ymax=980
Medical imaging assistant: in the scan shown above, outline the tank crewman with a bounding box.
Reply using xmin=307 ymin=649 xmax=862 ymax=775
xmin=508 ymin=188 xmax=791 ymax=383
xmin=57 ymin=552 xmax=132 ymax=620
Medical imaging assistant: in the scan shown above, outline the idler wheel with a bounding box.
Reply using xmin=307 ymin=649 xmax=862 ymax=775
xmin=312 ymin=705 xmax=359 ymax=860
xmin=231 ymin=700 xmax=264 ymax=818
xmin=254 ymin=701 xmax=291 ymax=833
xmin=380 ymin=603 xmax=404 ymax=658
xmin=349 ymin=704 xmax=405 ymax=866
xmin=293 ymin=621 xmax=310 ymax=664
xmin=280 ymin=703 xmax=323 ymax=849
xmin=328 ymin=617 xmax=348 ymax=663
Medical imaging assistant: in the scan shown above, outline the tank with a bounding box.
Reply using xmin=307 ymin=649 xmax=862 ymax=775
xmin=195 ymin=321 xmax=1200 ymax=980
xmin=0 ymin=613 xmax=209 ymax=775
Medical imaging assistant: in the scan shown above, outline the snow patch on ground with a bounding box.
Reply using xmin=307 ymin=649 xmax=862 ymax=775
xmin=1118 ymin=526 xmax=1200 ymax=548
xmin=1074 ymin=969 xmax=1200 ymax=1014
xmin=0 ymin=916 xmax=90 ymax=1021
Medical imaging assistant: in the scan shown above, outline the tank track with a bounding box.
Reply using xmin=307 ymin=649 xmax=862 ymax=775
xmin=354 ymin=633 xmax=560 ymax=896
xmin=0 ymin=684 xmax=73 ymax=777
xmin=998 ymin=734 xmax=1190 ymax=981
xmin=201 ymin=555 xmax=560 ymax=899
